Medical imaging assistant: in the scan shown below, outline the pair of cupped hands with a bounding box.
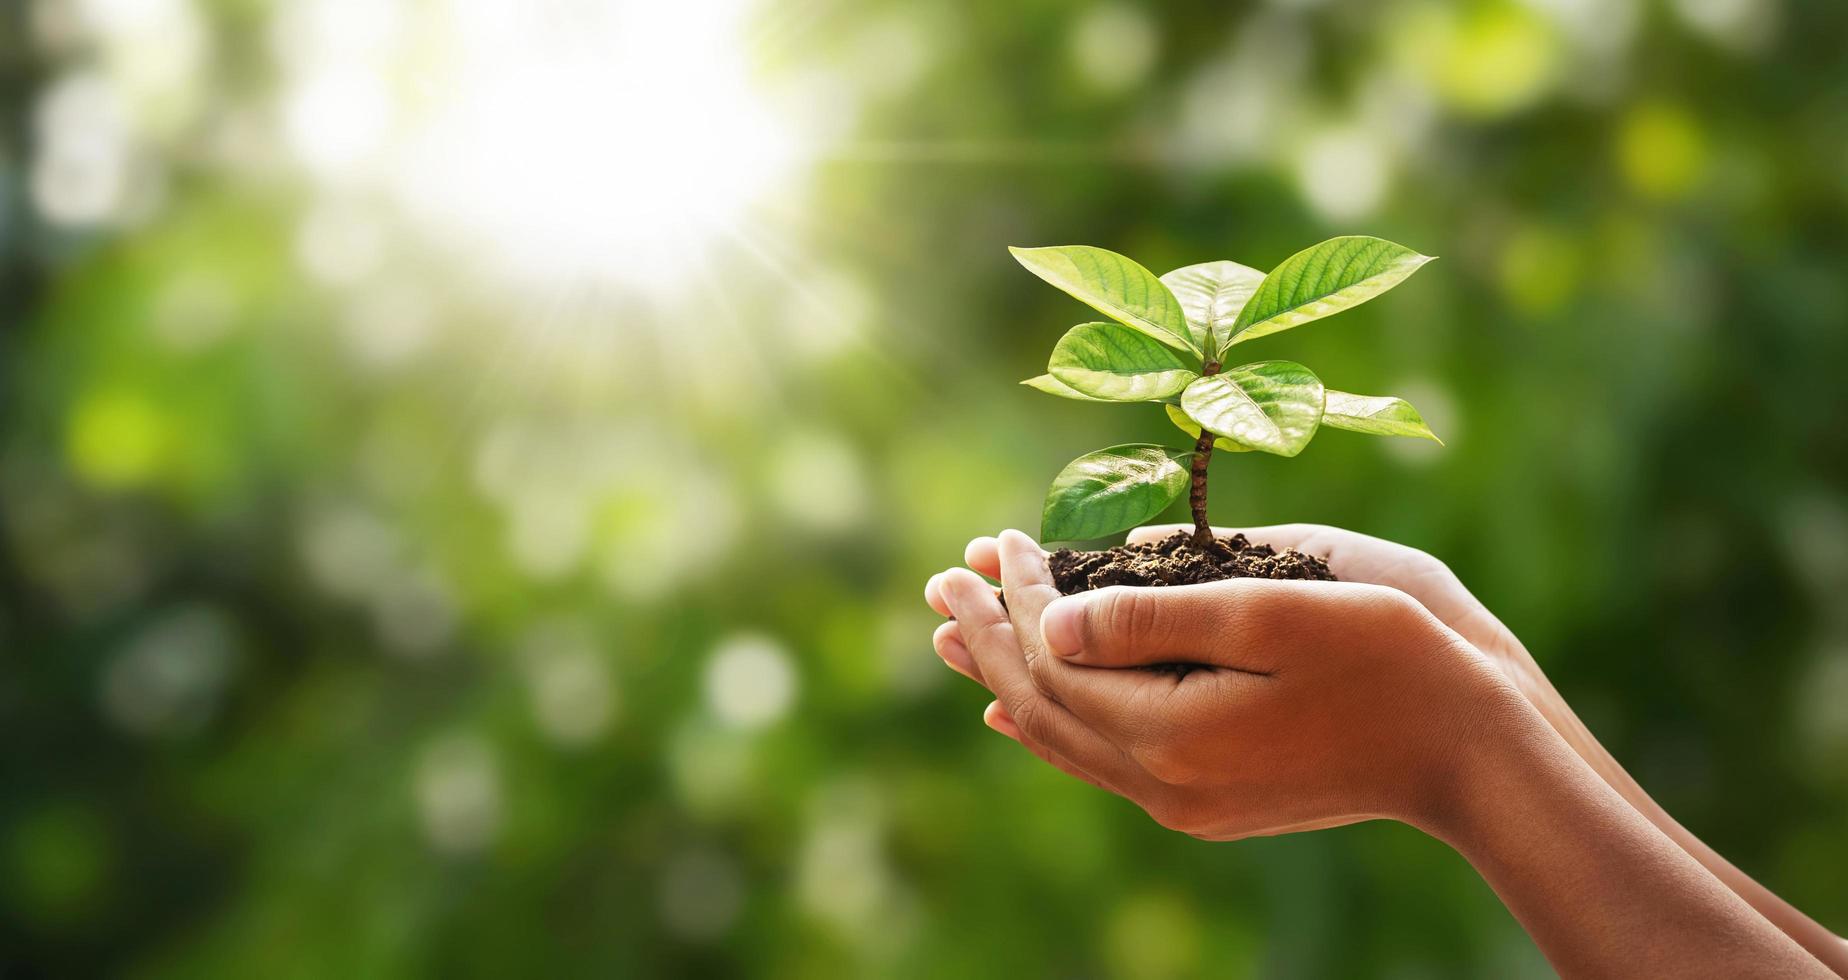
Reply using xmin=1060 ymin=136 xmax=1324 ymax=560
xmin=925 ymin=525 xmax=1848 ymax=977
xmin=922 ymin=523 xmax=1556 ymax=842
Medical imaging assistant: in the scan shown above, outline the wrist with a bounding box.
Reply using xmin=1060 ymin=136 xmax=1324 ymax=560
xmin=1401 ymin=674 xmax=1582 ymax=850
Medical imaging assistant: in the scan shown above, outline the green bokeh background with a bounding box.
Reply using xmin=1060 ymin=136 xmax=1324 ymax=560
xmin=4 ymin=0 xmax=1846 ymax=976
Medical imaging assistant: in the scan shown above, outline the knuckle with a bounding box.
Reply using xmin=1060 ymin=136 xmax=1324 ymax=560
xmin=1146 ymin=796 xmax=1200 ymax=834
xmin=1024 ymin=649 xmax=1060 ymax=692
xmin=1101 ymin=588 xmax=1173 ymax=647
xmin=1212 ymin=580 xmax=1274 ymax=638
xmin=1131 ymin=738 xmax=1196 ymax=786
xmin=1405 ymin=549 xmax=1455 ymax=585
xmin=1410 ymin=549 xmax=1449 ymax=576
xmin=1007 ymin=695 xmax=1056 ymax=745
xmin=1365 ymin=585 xmax=1428 ymax=629
xmin=966 ymin=615 xmax=1014 ymax=651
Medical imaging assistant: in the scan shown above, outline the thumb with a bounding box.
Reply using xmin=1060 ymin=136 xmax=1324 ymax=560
xmin=1039 ymin=585 xmax=1228 ymax=668
xmin=1040 ymin=579 xmax=1390 ymax=671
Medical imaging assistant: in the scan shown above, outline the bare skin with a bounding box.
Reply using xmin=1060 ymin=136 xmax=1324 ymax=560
xmin=924 ymin=527 xmax=1846 ymax=978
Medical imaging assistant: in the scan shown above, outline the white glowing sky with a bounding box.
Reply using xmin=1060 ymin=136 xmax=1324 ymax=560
xmin=278 ymin=0 xmax=800 ymax=294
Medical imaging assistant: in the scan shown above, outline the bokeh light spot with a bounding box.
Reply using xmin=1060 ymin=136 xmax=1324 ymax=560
xmin=1497 ymin=225 xmax=1583 ymax=314
xmin=1671 ymin=0 xmax=1779 ymax=53
xmin=517 ymin=617 xmax=617 ymax=747
xmin=1103 ymin=889 xmax=1203 ymax=980
xmin=299 ymin=501 xmax=402 ymax=601
xmin=31 ymin=70 xmax=133 ymax=227
xmin=415 ymin=734 xmax=501 ymax=855
xmin=371 ymin=566 xmax=459 ymax=658
xmin=668 ymin=721 xmax=755 ymax=817
xmin=67 ymin=389 xmax=167 ymax=489
xmin=704 ymin=633 xmax=797 ymax=730
xmin=100 ymin=604 xmax=239 ymax=737
xmin=769 ymin=429 xmax=870 ymax=534
xmin=1414 ymin=3 xmax=1559 ymax=118
xmin=1069 ymin=4 xmax=1159 ymax=95
xmin=1295 ymin=125 xmax=1390 ymax=221
xmin=1617 ymin=102 xmax=1708 ymax=201
xmin=794 ymin=779 xmax=912 ymax=950
xmin=151 ymin=272 xmax=239 ymax=352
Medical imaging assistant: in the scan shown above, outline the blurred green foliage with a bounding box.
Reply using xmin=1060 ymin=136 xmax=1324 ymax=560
xmin=3 ymin=0 xmax=1847 ymax=976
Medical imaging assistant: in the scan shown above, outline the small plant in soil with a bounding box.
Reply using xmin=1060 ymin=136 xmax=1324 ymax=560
xmin=1013 ymin=236 xmax=1443 ymax=594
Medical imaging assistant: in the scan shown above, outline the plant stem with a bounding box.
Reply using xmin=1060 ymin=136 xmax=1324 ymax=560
xmin=1189 ymin=360 xmax=1220 ymax=548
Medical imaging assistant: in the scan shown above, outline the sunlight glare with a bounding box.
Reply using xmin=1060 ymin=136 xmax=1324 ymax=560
xmin=392 ymin=0 xmax=796 ymax=292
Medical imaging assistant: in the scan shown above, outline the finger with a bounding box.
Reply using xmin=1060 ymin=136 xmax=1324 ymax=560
xmin=938 ymin=567 xmax=1032 ymax=695
xmin=1040 ymin=579 xmax=1391 ymax=672
xmin=932 ymin=621 xmax=985 ymax=685
xmin=993 ymin=529 xmax=1100 ymax=708
xmin=1039 ymin=584 xmax=1220 ymax=669
xmin=983 ymin=699 xmax=1021 ymax=737
xmin=963 ymin=536 xmax=1001 ymax=579
xmin=925 ymin=573 xmax=951 ymax=618
xmin=927 ymin=572 xmax=1000 ymax=619
xmin=966 ymin=534 xmax=1060 ymax=584
xmin=1125 ymin=523 xmax=1323 ymax=550
xmin=1123 ymin=524 xmax=1485 ymax=632
xmin=1025 ymin=661 xmax=1228 ymax=776
xmin=984 ymin=701 xmax=1120 ymax=794
xmin=937 ymin=568 xmax=1137 ymax=777
xmin=1123 ymin=522 xmax=1395 ymax=589
xmin=995 ymin=529 xmax=1062 ymax=670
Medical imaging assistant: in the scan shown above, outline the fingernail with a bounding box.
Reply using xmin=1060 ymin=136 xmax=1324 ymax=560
xmin=964 ymin=536 xmax=997 ymax=568
xmin=998 ymin=528 xmax=1038 ymax=551
xmin=939 ymin=638 xmax=974 ymax=676
xmin=1040 ymin=597 xmax=1082 ymax=656
xmin=924 ymin=573 xmax=942 ymax=609
xmin=983 ymin=700 xmax=1021 ymax=739
xmin=933 ymin=622 xmax=975 ymax=676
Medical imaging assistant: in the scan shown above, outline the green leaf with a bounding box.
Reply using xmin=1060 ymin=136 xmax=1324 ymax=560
xmin=1041 ymin=444 xmax=1192 ymax=542
xmin=1164 ymin=404 xmax=1252 ymax=453
xmin=1047 ymin=322 xmax=1199 ymax=401
xmin=1180 ymin=361 xmax=1325 ymax=457
xmin=1160 ymin=260 xmax=1267 ymax=354
xmin=1227 ymin=236 xmax=1433 ymax=348
xmin=1022 ymin=374 xmax=1112 ymax=401
xmin=1323 ymin=390 xmax=1444 ymax=445
xmin=1010 ymin=245 xmax=1198 ymax=355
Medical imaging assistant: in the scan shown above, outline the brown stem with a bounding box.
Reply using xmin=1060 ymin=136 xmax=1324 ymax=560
xmin=1189 ymin=360 xmax=1221 ymax=548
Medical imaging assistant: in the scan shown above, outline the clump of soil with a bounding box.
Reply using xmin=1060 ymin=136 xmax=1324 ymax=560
xmin=1048 ymin=531 xmax=1335 ymax=595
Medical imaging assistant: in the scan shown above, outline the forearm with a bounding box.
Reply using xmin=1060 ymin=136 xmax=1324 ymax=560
xmin=1417 ymin=703 xmax=1833 ymax=979
xmin=1504 ymin=653 xmax=1848 ymax=975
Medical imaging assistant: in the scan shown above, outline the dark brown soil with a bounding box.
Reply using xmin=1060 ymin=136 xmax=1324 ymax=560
xmin=1048 ymin=531 xmax=1336 ymax=595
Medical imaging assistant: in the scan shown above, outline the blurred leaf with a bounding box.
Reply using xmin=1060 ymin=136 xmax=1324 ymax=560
xmin=1161 ymin=260 xmax=1267 ymax=354
xmin=1010 ymin=245 xmax=1198 ymax=355
xmin=1022 ymin=374 xmax=1112 ymax=401
xmin=1164 ymin=404 xmax=1253 ymax=453
xmin=1180 ymin=361 xmax=1325 ymax=457
xmin=1323 ymin=390 xmax=1444 ymax=444
xmin=1047 ymin=321 xmax=1199 ymax=401
xmin=1041 ymin=444 xmax=1192 ymax=542
xmin=1227 ymin=237 xmax=1432 ymax=348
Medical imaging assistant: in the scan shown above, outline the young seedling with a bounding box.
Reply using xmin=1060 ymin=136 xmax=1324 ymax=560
xmin=1015 ymin=236 xmax=1442 ymax=551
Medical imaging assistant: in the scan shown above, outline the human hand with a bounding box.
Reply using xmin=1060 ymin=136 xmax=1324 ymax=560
xmin=964 ymin=523 xmax=1524 ymax=681
xmin=928 ymin=531 xmax=1848 ymax=974
xmin=955 ymin=524 xmax=1604 ymax=791
xmin=925 ymin=530 xmax=1529 ymax=840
